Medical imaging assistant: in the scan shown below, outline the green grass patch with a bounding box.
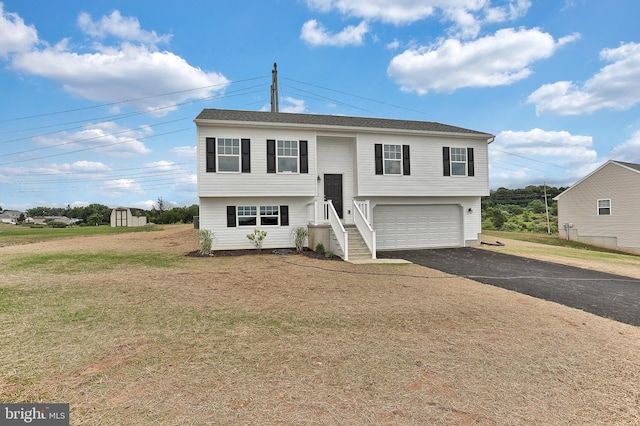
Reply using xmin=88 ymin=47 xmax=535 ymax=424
xmin=7 ymin=252 xmax=181 ymax=273
xmin=0 ymin=224 xmax=160 ymax=247
xmin=484 ymin=230 xmax=639 ymax=256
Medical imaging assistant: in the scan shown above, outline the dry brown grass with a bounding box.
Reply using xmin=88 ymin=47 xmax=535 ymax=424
xmin=1 ymin=225 xmax=639 ymax=425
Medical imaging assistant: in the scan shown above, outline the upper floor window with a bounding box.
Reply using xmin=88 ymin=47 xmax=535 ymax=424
xmin=450 ymin=147 xmax=467 ymax=176
xmin=443 ymin=147 xmax=474 ymax=177
xmin=384 ymin=144 xmax=402 ymax=175
xmin=206 ymin=137 xmax=250 ymax=173
xmin=277 ymin=140 xmax=298 ymax=173
xmin=217 ymin=138 xmax=240 ymax=172
xmin=597 ymin=199 xmax=611 ymax=216
xmin=375 ymin=143 xmax=410 ymax=175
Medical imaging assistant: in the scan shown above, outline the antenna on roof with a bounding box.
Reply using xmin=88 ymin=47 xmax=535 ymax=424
xmin=270 ymin=62 xmax=279 ymax=113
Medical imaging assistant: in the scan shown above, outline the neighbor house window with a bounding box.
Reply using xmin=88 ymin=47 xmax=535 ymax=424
xmin=383 ymin=144 xmax=402 ymax=175
xmin=450 ymin=147 xmax=467 ymax=176
xmin=237 ymin=206 xmax=257 ymax=226
xmin=217 ymin=138 xmax=240 ymax=172
xmin=277 ymin=140 xmax=298 ymax=173
xmin=260 ymin=206 xmax=279 ymax=226
xmin=598 ymin=199 xmax=611 ymax=216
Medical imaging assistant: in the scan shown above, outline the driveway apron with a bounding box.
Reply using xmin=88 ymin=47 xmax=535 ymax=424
xmin=378 ymin=248 xmax=640 ymax=326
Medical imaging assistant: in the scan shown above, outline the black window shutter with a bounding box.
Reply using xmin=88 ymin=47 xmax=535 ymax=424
xmin=467 ymin=147 xmax=475 ymax=177
xmin=374 ymin=144 xmax=383 ymax=175
xmin=280 ymin=205 xmax=289 ymax=226
xmin=226 ymin=206 xmax=236 ymax=228
xmin=241 ymin=138 xmax=251 ymax=173
xmin=299 ymin=140 xmax=308 ymax=174
xmin=442 ymin=147 xmax=451 ymax=176
xmin=402 ymin=145 xmax=410 ymax=176
xmin=267 ymin=139 xmax=276 ymax=173
xmin=206 ymin=137 xmax=216 ymax=172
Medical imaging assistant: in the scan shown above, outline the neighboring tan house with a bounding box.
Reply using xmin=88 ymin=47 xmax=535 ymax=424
xmin=195 ymin=109 xmax=494 ymax=260
xmin=555 ymin=160 xmax=640 ymax=253
xmin=0 ymin=210 xmax=22 ymax=224
xmin=110 ymin=207 xmax=147 ymax=227
xmin=26 ymin=216 xmax=72 ymax=226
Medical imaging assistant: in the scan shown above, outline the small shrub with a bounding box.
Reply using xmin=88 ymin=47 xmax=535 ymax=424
xmin=246 ymin=229 xmax=267 ymax=251
xmin=315 ymin=242 xmax=325 ymax=254
xmin=291 ymin=226 xmax=308 ymax=253
xmin=198 ymin=229 xmax=214 ymax=256
xmin=325 ymin=250 xmax=335 ymax=259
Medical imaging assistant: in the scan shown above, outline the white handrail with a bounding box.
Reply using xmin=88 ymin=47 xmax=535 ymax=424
xmin=325 ymin=201 xmax=348 ymax=261
xmin=353 ymin=202 xmax=376 ymax=259
xmin=354 ymin=200 xmax=370 ymax=221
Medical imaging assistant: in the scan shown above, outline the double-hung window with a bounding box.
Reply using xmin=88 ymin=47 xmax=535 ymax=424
xmin=277 ymin=140 xmax=298 ymax=173
xmin=383 ymin=144 xmax=402 ymax=175
xmin=260 ymin=206 xmax=279 ymax=226
xmin=217 ymin=138 xmax=240 ymax=172
xmin=227 ymin=205 xmax=289 ymax=227
xmin=237 ymin=206 xmax=257 ymax=226
xmin=597 ymin=199 xmax=611 ymax=216
xmin=443 ymin=147 xmax=474 ymax=177
xmin=450 ymin=147 xmax=467 ymax=176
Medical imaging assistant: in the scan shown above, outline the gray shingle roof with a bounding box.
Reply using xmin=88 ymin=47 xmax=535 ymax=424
xmin=614 ymin=161 xmax=640 ymax=172
xmin=195 ymin=109 xmax=493 ymax=137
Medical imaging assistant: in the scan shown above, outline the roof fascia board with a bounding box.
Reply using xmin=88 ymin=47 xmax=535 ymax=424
xmin=194 ymin=118 xmax=494 ymax=141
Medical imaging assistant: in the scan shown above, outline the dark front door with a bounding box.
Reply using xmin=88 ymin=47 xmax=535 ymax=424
xmin=324 ymin=174 xmax=343 ymax=219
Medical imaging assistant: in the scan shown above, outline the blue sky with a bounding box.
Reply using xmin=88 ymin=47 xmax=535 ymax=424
xmin=2 ymin=0 xmax=640 ymax=211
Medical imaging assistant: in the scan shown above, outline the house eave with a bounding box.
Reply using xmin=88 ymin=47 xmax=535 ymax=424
xmin=194 ymin=118 xmax=494 ymax=141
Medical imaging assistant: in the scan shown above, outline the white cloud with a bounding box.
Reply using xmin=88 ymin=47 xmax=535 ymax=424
xmin=607 ymin=130 xmax=640 ymax=164
xmin=34 ymin=122 xmax=152 ymax=157
xmin=169 ymin=146 xmax=196 ymax=157
xmin=388 ymin=28 xmax=577 ymax=94
xmin=6 ymin=9 xmax=228 ymax=114
xmin=301 ymin=19 xmax=368 ymax=47
xmin=0 ymin=2 xmax=38 ymax=58
xmin=280 ymin=97 xmax=307 ymax=113
xmin=304 ymin=0 xmax=531 ymax=37
xmin=489 ymin=128 xmax=599 ymax=188
xmin=57 ymin=161 xmax=112 ymax=173
xmin=101 ymin=179 xmax=144 ymax=194
xmin=528 ymin=42 xmax=640 ymax=115
xmin=77 ymin=10 xmax=172 ymax=46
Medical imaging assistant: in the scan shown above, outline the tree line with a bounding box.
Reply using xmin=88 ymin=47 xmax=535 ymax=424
xmin=482 ymin=185 xmax=566 ymax=234
xmin=5 ymin=198 xmax=198 ymax=226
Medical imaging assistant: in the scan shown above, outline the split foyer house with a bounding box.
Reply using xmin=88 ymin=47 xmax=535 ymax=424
xmin=555 ymin=160 xmax=640 ymax=254
xmin=195 ymin=109 xmax=494 ymax=260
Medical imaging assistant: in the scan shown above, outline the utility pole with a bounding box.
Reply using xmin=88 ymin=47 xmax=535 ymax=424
xmin=270 ymin=62 xmax=279 ymax=113
xmin=543 ymin=180 xmax=551 ymax=234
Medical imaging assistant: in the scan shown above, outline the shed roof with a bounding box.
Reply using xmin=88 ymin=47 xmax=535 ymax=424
xmin=195 ymin=109 xmax=493 ymax=138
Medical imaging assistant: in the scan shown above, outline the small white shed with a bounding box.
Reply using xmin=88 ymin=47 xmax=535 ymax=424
xmin=110 ymin=207 xmax=147 ymax=227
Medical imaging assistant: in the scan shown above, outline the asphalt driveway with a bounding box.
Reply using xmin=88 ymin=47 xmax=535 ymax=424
xmin=378 ymin=248 xmax=640 ymax=326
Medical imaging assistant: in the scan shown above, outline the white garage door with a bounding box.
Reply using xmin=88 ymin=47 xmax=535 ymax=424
xmin=374 ymin=205 xmax=462 ymax=250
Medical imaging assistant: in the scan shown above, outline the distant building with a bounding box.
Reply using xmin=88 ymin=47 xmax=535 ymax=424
xmin=110 ymin=207 xmax=147 ymax=227
xmin=0 ymin=210 xmax=22 ymax=224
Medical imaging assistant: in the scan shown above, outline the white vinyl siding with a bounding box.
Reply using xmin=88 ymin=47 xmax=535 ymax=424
xmin=197 ymin=127 xmax=316 ymax=197
xmin=199 ymin=197 xmax=310 ymax=250
xmin=356 ymin=134 xmax=489 ymax=197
